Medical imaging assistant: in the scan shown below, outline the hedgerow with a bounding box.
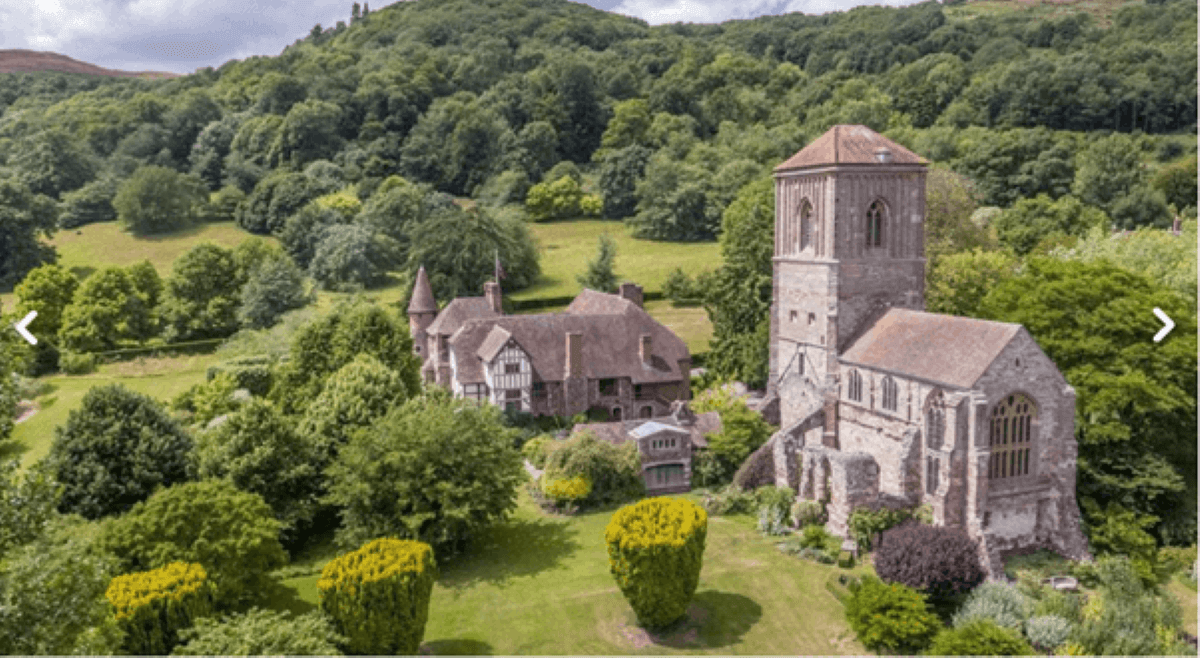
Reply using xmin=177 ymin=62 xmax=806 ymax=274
xmin=318 ymin=538 xmax=437 ymax=655
xmin=606 ymin=497 xmax=708 ymax=628
xmin=106 ymin=562 xmax=213 ymax=655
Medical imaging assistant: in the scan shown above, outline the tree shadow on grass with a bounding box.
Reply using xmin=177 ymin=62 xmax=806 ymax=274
xmin=421 ymin=639 xmax=494 ymax=655
xmin=251 ymin=577 xmax=318 ymax=617
xmin=647 ymin=590 xmax=762 ymax=650
xmin=68 ymin=266 xmax=95 ymax=281
xmin=437 ymin=516 xmax=580 ymax=591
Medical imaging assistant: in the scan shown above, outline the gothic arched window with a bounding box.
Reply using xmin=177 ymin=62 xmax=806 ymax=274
xmin=866 ymin=199 xmax=886 ymax=249
xmin=881 ymin=376 xmax=898 ymax=411
xmin=988 ymin=393 xmax=1037 ymax=480
xmin=925 ymin=391 xmax=945 ymax=450
xmin=847 ymin=369 xmax=863 ymax=402
xmin=799 ymin=198 xmax=813 ymax=252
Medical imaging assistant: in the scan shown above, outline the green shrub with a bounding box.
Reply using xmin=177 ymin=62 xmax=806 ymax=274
xmin=755 ymin=486 xmax=794 ymax=536
xmin=1034 ymin=590 xmax=1085 ymax=624
xmin=178 ymin=372 xmax=240 ymax=427
xmin=174 ymin=609 xmax=344 ymax=656
xmin=1071 ymin=554 xmax=1189 ymax=656
xmin=874 ymin=522 xmax=986 ymax=602
xmin=837 ymin=551 xmax=855 ymax=568
xmin=732 ymin=443 xmax=777 ymax=491
xmin=1158 ymin=545 xmax=1197 ymax=577
xmin=952 ymin=581 xmax=1034 ymax=631
xmin=800 ymin=524 xmax=832 ymax=549
xmin=543 ymin=432 xmax=644 ymax=507
xmin=98 ymin=480 xmax=286 ymax=608
xmin=700 ymin=485 xmax=757 ymax=516
xmin=926 ymin=619 xmax=1035 ymax=656
xmin=663 ymin=267 xmax=704 ymax=306
xmin=207 ymin=357 xmax=275 ymax=396
xmin=606 ymin=497 xmax=707 ymax=628
xmin=843 ymin=576 xmax=942 ymax=654
xmin=792 ymin=500 xmax=825 ymax=528
xmin=1024 ymin=615 xmax=1073 ymax=652
xmin=847 ymin=501 xmax=930 ymax=551
xmin=59 ymin=351 xmax=96 ymax=375
xmin=106 ymin=562 xmax=214 ymax=655
xmin=522 ymin=435 xmax=556 ymax=469
xmin=318 ymin=538 xmax=437 ymax=655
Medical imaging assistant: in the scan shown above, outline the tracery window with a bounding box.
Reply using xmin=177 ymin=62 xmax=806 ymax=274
xmin=926 ymin=456 xmax=940 ymax=494
xmin=925 ymin=391 xmax=945 ymax=450
xmin=866 ymin=200 xmax=886 ymax=249
xmin=881 ymin=376 xmax=898 ymax=411
xmin=988 ymin=394 xmax=1037 ymax=480
xmin=799 ymin=198 xmax=813 ymax=252
xmin=847 ymin=369 xmax=863 ymax=402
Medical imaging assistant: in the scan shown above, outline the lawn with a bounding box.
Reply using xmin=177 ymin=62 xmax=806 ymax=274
xmin=2 ymin=353 xmax=220 ymax=470
xmin=516 ymin=220 xmax=722 ymax=300
xmin=265 ymin=492 xmax=864 ymax=655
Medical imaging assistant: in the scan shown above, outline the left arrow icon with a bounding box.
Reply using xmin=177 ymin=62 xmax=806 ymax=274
xmin=14 ymin=311 xmax=37 ymax=345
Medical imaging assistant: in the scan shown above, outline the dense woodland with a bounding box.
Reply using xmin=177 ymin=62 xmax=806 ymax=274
xmin=0 ymin=0 xmax=1196 ymax=652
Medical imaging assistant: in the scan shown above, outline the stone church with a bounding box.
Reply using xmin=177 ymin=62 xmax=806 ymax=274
xmin=761 ymin=125 xmax=1090 ymax=575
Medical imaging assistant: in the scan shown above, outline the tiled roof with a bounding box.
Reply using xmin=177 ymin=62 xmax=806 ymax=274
xmin=426 ymin=297 xmax=498 ymax=337
xmin=564 ymin=288 xmax=638 ymax=316
xmin=448 ymin=304 xmax=688 ymax=385
xmin=573 ymin=410 xmax=721 ymax=449
xmin=775 ymin=125 xmax=926 ymax=172
xmin=840 ymin=308 xmax=1021 ymax=389
xmin=476 ymin=325 xmax=512 ymax=362
xmin=407 ymin=265 xmax=438 ymax=314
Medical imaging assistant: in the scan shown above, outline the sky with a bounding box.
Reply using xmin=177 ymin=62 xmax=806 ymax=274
xmin=0 ymin=0 xmax=926 ymax=76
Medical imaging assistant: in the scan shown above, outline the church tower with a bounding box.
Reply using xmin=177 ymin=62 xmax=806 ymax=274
xmin=769 ymin=125 xmax=928 ymax=433
xmin=407 ymin=265 xmax=438 ymax=359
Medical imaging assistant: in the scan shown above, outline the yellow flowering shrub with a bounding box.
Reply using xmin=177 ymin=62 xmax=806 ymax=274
xmin=542 ymin=475 xmax=591 ymax=503
xmin=605 ymin=497 xmax=708 ymax=627
xmin=318 ymin=538 xmax=436 ymax=655
xmin=1055 ymin=641 xmax=1088 ymax=655
xmin=106 ymin=562 xmax=213 ymax=655
xmin=1081 ymin=591 xmax=1104 ymax=622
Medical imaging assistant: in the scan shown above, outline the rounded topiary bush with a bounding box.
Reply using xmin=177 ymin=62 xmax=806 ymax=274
xmin=318 ymin=538 xmax=437 ymax=655
xmin=873 ymin=522 xmax=986 ymax=601
xmin=926 ymin=618 xmax=1035 ymax=656
xmin=843 ymin=576 xmax=943 ymax=654
xmin=106 ymin=562 xmax=213 ymax=655
xmin=605 ymin=497 xmax=708 ymax=628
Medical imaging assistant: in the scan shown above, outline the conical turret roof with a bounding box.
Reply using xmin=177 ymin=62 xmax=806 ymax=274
xmin=407 ymin=265 xmax=438 ymax=314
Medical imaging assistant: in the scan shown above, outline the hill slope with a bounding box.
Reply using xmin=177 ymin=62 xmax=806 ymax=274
xmin=0 ymin=49 xmax=177 ymax=78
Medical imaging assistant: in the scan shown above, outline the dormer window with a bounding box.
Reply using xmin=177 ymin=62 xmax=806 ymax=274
xmin=867 ymin=200 xmax=886 ymax=249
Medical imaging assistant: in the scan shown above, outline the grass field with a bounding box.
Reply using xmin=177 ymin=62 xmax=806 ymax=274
xmin=945 ymin=0 xmax=1144 ymax=27
xmin=264 ymin=492 xmax=866 ymax=655
xmin=2 ymin=353 xmax=220 ymax=470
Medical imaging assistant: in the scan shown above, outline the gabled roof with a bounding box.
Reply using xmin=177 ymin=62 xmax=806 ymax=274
xmin=565 ymin=288 xmax=638 ymax=316
xmin=476 ymin=325 xmax=513 ymax=363
xmin=448 ymin=290 xmax=688 ymax=386
xmin=426 ymin=297 xmax=499 ymax=337
xmin=407 ymin=265 xmax=438 ymax=314
xmin=775 ymin=125 xmax=926 ymax=172
xmin=840 ymin=308 xmax=1022 ymax=390
xmin=629 ymin=421 xmax=691 ymax=439
xmin=573 ymin=410 xmax=721 ymax=449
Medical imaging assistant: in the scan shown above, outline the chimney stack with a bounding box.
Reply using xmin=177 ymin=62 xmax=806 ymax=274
xmin=565 ymin=332 xmax=583 ymax=379
xmin=618 ymin=282 xmax=643 ymax=308
xmin=484 ymin=281 xmax=502 ymax=314
xmin=640 ymin=333 xmax=652 ymax=367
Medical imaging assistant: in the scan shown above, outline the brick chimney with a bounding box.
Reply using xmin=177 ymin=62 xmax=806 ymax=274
xmin=484 ymin=281 xmax=502 ymax=314
xmin=564 ymin=332 xmax=583 ymax=379
xmin=640 ymin=333 xmax=652 ymax=367
xmin=618 ymin=282 xmax=643 ymax=308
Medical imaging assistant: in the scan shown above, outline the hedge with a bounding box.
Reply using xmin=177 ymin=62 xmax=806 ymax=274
xmin=206 ymin=356 xmax=275 ymax=396
xmin=844 ymin=576 xmax=943 ymax=654
xmin=605 ymin=497 xmax=707 ymax=628
xmin=105 ymin=562 xmax=213 ymax=655
xmin=318 ymin=538 xmax=437 ymax=655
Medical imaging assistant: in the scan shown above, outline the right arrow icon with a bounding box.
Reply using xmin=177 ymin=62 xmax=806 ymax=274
xmin=1153 ymin=307 xmax=1174 ymax=343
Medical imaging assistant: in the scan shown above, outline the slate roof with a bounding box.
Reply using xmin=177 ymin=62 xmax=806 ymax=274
xmin=476 ymin=325 xmax=512 ymax=362
xmin=573 ymin=410 xmax=721 ymax=449
xmin=425 ymin=297 xmax=499 ymax=337
xmin=565 ymin=288 xmax=639 ymax=316
xmin=840 ymin=308 xmax=1022 ymax=389
xmin=775 ymin=125 xmax=926 ymax=172
xmin=407 ymin=265 xmax=438 ymax=314
xmin=448 ymin=299 xmax=689 ymax=385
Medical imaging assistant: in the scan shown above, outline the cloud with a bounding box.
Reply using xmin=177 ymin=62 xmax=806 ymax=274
xmin=611 ymin=0 xmax=927 ymax=24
